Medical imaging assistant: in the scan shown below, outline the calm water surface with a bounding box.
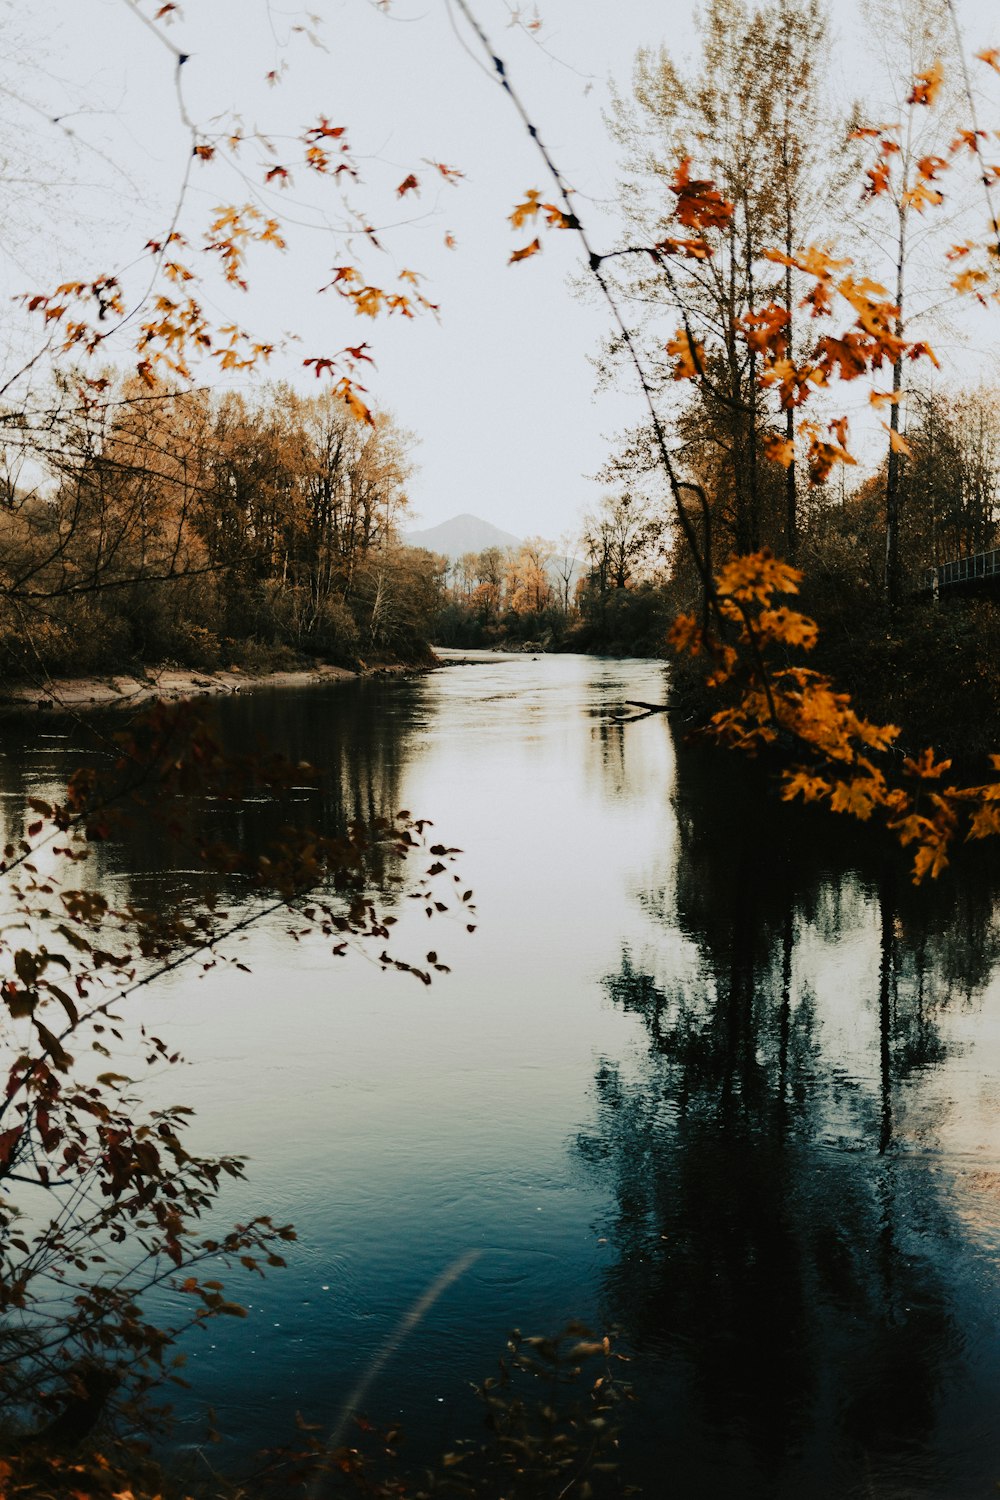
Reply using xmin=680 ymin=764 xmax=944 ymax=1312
xmin=5 ymin=651 xmax=1000 ymax=1498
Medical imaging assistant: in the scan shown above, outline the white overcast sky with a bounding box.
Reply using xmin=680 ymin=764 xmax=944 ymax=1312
xmin=2 ymin=0 xmax=998 ymax=540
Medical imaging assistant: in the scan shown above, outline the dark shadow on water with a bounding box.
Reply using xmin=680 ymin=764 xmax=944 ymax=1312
xmin=0 ymin=677 xmax=426 ymax=910
xmin=577 ymin=735 xmax=1000 ymax=1499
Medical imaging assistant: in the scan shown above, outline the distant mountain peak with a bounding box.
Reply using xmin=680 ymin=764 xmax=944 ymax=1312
xmin=404 ymin=513 xmax=522 ymax=560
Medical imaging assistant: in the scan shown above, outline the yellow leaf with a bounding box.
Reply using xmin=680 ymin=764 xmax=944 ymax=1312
xmin=887 ymin=427 xmax=911 ymax=456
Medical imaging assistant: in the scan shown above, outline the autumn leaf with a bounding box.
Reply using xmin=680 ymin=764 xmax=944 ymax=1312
xmin=975 ymin=48 xmax=1000 ymax=76
xmin=716 ymin=550 xmax=803 ymax=602
xmin=912 ymin=841 xmax=949 ymax=881
xmin=651 ymin=234 xmax=714 ymax=260
xmin=541 ymin=203 xmax=579 ymax=229
xmin=757 ymin=606 xmax=818 ymax=650
xmin=782 ymin=770 xmax=831 ymax=804
xmin=509 ymin=238 xmax=541 ymax=264
xmin=902 ymin=180 xmax=944 ymax=212
xmin=510 ymin=189 xmax=542 ymax=229
xmin=669 ymin=158 xmax=733 ymax=232
xmin=952 ymin=267 xmax=990 ymax=298
xmin=667 ymin=612 xmax=702 ymax=656
xmin=665 ymin=327 xmax=704 ymax=380
xmin=0 ymin=1126 xmax=23 ymax=1166
xmin=763 ymin=434 xmax=795 ymax=468
xmin=829 ymin=776 xmax=881 ymax=820
xmin=427 ymin=160 xmax=465 ymax=183
xmin=396 ymin=173 xmax=420 ymax=197
xmin=908 ymin=59 xmax=943 ymax=107
xmin=740 ymin=302 xmax=790 ymax=356
xmin=886 ymin=426 xmax=912 ymax=456
xmin=903 ymin=748 xmax=952 ymax=779
xmin=306 ymin=117 xmax=346 ymax=141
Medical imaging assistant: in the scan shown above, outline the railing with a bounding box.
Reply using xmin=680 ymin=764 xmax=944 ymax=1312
xmin=928 ymin=548 xmax=1000 ymax=592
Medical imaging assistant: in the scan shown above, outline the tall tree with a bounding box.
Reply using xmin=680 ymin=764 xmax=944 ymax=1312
xmin=856 ymin=0 xmax=959 ymax=609
xmin=604 ymin=0 xmax=843 ymax=559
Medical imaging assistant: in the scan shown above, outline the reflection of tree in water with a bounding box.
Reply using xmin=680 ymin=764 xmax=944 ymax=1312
xmin=576 ymin=736 xmax=1000 ymax=1497
xmin=0 ymin=676 xmax=424 ymax=910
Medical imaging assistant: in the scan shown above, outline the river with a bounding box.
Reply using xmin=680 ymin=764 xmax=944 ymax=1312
xmin=5 ymin=650 xmax=1000 ymax=1498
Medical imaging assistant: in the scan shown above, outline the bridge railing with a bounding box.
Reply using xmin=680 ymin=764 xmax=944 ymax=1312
xmin=928 ymin=548 xmax=1000 ymax=591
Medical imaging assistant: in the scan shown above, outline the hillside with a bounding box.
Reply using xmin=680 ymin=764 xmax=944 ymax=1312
xmin=404 ymin=512 xmax=522 ymax=560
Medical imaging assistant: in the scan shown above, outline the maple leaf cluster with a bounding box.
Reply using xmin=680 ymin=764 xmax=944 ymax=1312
xmin=668 ymin=550 xmax=1000 ymax=882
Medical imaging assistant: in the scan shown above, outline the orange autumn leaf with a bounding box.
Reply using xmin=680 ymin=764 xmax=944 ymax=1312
xmin=509 ymin=238 xmax=542 ymax=264
xmin=902 ymin=180 xmax=944 ymax=212
xmin=669 ymin=158 xmax=733 ymax=232
xmin=782 ymin=769 xmax=831 ymax=804
xmin=763 ymin=434 xmax=796 ymax=468
xmin=952 ymin=267 xmax=990 ymax=297
xmin=829 ymin=775 xmax=882 ymax=820
xmin=427 ymin=160 xmax=465 ymax=183
xmin=757 ymin=607 xmax=819 ymax=649
xmin=908 ymin=59 xmax=944 ymax=107
xmin=510 ymin=189 xmax=542 ymax=229
xmin=903 ymin=748 xmax=952 ymax=779
xmin=667 ymin=611 xmax=703 ymax=656
xmin=665 ymin=327 xmax=704 ymax=380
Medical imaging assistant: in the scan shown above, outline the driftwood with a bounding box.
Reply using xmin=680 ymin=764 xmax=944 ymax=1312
xmin=624 ymin=700 xmax=678 ymax=715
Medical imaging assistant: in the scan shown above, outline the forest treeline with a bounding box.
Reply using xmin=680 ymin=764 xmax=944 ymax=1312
xmin=435 ymin=384 xmax=1000 ymax=752
xmin=0 ymin=378 xmax=443 ymax=680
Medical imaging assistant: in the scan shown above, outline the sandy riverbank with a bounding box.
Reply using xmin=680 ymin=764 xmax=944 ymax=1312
xmin=0 ymin=662 xmax=362 ymax=711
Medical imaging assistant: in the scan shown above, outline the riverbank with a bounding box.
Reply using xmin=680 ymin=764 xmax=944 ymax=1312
xmin=0 ymin=658 xmax=430 ymax=712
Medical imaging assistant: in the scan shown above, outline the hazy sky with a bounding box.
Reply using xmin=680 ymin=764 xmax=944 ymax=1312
xmin=3 ymin=0 xmax=998 ymax=541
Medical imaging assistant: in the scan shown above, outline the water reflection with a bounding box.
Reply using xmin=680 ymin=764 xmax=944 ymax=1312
xmin=0 ymin=658 xmax=998 ymax=1496
xmin=0 ymin=677 xmax=426 ymax=908
xmin=578 ymin=739 xmax=1000 ymax=1497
